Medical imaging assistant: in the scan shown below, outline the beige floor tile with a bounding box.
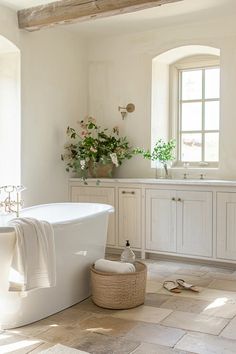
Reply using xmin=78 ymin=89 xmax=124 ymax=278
xmin=112 ymin=305 xmax=172 ymax=324
xmin=132 ymin=342 xmax=195 ymax=354
xmin=148 ymin=265 xmax=175 ymax=275
xmin=176 ymin=269 xmax=207 ymax=277
xmin=220 ymin=317 xmax=236 ymax=340
xmin=71 ymin=332 xmax=140 ymax=354
xmin=200 ymin=266 xmax=235 ymax=274
xmin=208 ymin=279 xmax=236 ymax=292
xmin=146 ymin=280 xmax=164 ymax=293
xmin=34 ymin=324 xmax=84 ymax=345
xmin=45 ymin=307 xmax=92 ymax=326
xmin=161 ymin=311 xmax=229 ymax=335
xmin=78 ymin=315 xmax=137 ymax=336
xmin=148 ymin=271 xmax=173 ymax=282
xmin=201 ymin=299 xmax=236 ymax=319
xmin=160 ymin=297 xmax=211 ymax=314
xmin=160 ymin=293 xmax=236 ymax=319
xmin=124 ymin=322 xmax=185 ymax=347
xmin=73 ymin=297 xmax=117 ymax=315
xmin=0 ymin=332 xmax=43 ymax=354
xmin=7 ymin=319 xmax=57 ymax=337
xmin=145 ymin=293 xmax=172 ymax=307
xmin=157 ymin=286 xmax=236 ymax=303
xmin=175 ymin=332 xmax=236 ymax=354
xmin=28 ymin=342 xmax=54 ymax=353
xmin=202 ymin=272 xmax=236 ymax=281
xmin=192 ymin=288 xmax=236 ymax=302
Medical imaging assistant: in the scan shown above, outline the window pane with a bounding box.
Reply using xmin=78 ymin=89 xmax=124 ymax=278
xmin=182 ymin=70 xmax=202 ymax=100
xmin=181 ymin=133 xmax=202 ymax=162
xmin=205 ymin=133 xmax=219 ymax=161
xmin=205 ymin=68 xmax=220 ymax=99
xmin=205 ymin=101 xmax=220 ymax=130
xmin=182 ymin=102 xmax=202 ymax=131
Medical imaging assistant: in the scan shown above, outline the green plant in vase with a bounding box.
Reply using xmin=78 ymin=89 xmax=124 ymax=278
xmin=61 ymin=117 xmax=134 ymax=183
xmin=135 ymin=139 xmax=176 ymax=178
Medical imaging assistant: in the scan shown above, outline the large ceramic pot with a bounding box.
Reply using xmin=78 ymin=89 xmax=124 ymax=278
xmin=88 ymin=161 xmax=114 ymax=178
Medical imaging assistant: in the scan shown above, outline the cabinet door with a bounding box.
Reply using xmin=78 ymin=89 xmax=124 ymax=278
xmin=146 ymin=189 xmax=176 ymax=252
xmin=217 ymin=192 xmax=236 ymax=260
xmin=71 ymin=186 xmax=116 ymax=246
xmin=118 ymin=188 xmax=141 ymax=249
xmin=176 ymin=191 xmax=212 ymax=257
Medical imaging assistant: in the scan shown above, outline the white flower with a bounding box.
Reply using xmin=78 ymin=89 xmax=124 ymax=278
xmin=80 ymin=160 xmax=86 ymax=170
xmin=110 ymin=153 xmax=119 ymax=167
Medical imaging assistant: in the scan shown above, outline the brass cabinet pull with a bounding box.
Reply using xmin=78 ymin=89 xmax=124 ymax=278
xmin=122 ymin=191 xmax=135 ymax=195
xmin=172 ymin=197 xmax=176 ymax=201
xmin=177 ymin=198 xmax=182 ymax=202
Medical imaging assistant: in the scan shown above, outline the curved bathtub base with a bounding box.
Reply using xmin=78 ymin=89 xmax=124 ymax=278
xmin=0 ymin=203 xmax=112 ymax=329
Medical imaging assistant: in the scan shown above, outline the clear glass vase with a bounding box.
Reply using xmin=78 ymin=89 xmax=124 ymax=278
xmin=155 ymin=161 xmax=172 ymax=179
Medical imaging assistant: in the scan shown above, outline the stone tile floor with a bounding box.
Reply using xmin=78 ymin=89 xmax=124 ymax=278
xmin=2 ymin=258 xmax=236 ymax=353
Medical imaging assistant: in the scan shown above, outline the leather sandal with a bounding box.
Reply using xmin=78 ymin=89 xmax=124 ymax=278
xmin=163 ymin=281 xmax=181 ymax=293
xmin=176 ymin=279 xmax=200 ymax=293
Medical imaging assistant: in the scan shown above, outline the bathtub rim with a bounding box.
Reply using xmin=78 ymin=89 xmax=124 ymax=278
xmin=9 ymin=202 xmax=114 ymax=227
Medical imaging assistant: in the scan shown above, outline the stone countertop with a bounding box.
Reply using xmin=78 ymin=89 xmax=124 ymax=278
xmin=69 ymin=178 xmax=236 ymax=187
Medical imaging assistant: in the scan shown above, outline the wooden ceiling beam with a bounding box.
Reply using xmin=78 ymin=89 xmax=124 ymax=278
xmin=18 ymin=0 xmax=183 ymax=31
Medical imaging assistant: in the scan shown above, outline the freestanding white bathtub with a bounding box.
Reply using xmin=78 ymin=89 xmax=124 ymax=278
xmin=0 ymin=202 xmax=113 ymax=329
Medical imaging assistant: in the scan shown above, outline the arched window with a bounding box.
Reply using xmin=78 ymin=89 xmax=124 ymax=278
xmin=152 ymin=45 xmax=220 ymax=168
xmin=0 ymin=36 xmax=21 ymax=185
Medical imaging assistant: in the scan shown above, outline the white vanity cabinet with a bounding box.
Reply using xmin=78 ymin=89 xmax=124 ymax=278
xmin=146 ymin=189 xmax=213 ymax=257
xmin=70 ymin=185 xmax=116 ymax=246
xmin=217 ymin=192 xmax=236 ymax=261
xmin=118 ymin=188 xmax=142 ymax=249
xmin=69 ymin=178 xmax=236 ymax=264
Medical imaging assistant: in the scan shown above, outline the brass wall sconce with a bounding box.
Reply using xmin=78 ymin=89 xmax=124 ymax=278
xmin=118 ymin=103 xmax=135 ymax=120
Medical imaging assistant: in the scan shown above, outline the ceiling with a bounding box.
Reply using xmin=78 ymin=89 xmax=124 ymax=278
xmin=0 ymin=0 xmax=236 ymax=36
xmin=0 ymin=0 xmax=56 ymax=10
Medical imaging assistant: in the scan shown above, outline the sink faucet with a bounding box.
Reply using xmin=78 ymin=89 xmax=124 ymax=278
xmin=0 ymin=185 xmax=26 ymax=217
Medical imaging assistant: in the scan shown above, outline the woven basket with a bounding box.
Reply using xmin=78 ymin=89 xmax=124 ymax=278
xmin=90 ymin=261 xmax=147 ymax=310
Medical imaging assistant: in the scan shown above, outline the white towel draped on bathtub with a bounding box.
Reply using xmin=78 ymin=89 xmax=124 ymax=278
xmin=94 ymin=258 xmax=136 ymax=273
xmin=8 ymin=217 xmax=56 ymax=292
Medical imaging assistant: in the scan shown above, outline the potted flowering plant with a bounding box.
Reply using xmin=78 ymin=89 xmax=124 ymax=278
xmin=61 ymin=117 xmax=133 ymax=182
xmin=135 ymin=139 xmax=176 ymax=178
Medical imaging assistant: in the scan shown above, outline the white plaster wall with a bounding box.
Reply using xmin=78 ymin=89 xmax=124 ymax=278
xmin=0 ymin=5 xmax=88 ymax=206
xmin=20 ymin=29 xmax=88 ymax=205
xmin=88 ymin=17 xmax=236 ymax=179
xmin=0 ymin=51 xmax=20 ymax=186
xmin=0 ymin=5 xmax=20 ymax=47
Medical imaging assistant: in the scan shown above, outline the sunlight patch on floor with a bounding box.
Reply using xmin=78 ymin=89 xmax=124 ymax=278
xmin=204 ymin=297 xmax=228 ymax=311
xmin=0 ymin=339 xmax=40 ymax=353
xmin=86 ymin=327 xmax=112 ymax=333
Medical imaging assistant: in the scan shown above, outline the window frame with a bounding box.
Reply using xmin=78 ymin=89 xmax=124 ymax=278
xmin=170 ymin=55 xmax=220 ymax=168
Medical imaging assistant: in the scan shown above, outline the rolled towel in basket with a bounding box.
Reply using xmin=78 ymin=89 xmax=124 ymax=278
xmin=94 ymin=259 xmax=135 ymax=273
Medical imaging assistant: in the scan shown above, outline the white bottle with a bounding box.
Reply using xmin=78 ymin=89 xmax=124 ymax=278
xmin=120 ymin=240 xmax=135 ymax=263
